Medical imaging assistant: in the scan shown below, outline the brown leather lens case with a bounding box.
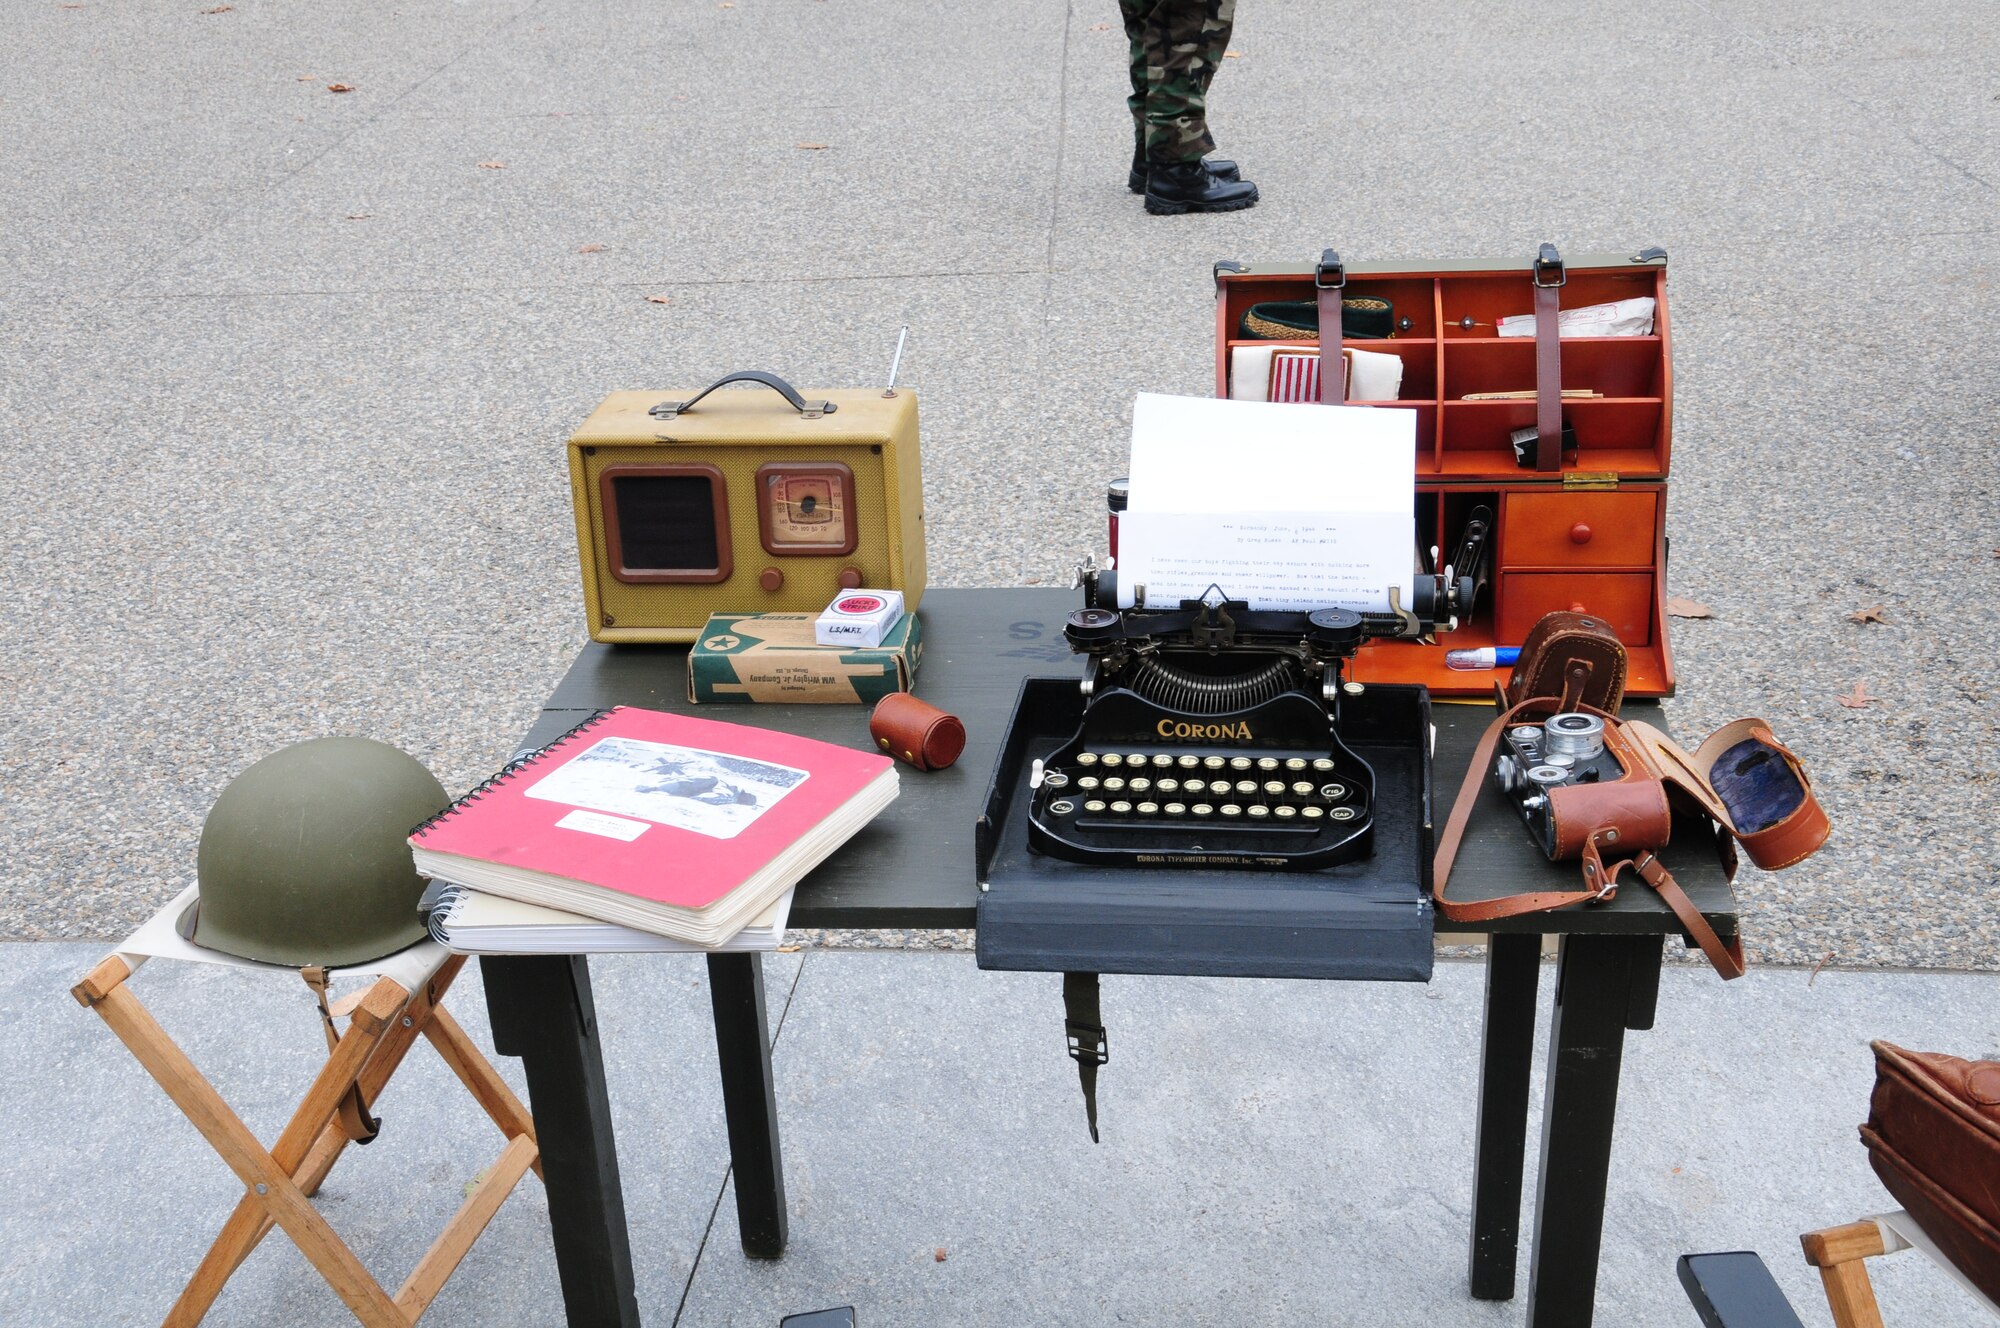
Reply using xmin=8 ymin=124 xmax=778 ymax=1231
xmin=869 ymin=692 xmax=965 ymax=772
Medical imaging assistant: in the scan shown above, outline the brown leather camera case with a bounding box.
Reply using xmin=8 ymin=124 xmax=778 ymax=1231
xmin=869 ymin=692 xmax=965 ymax=772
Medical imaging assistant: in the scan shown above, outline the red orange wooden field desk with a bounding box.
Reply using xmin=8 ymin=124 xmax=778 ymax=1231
xmin=1213 ymin=250 xmax=1675 ymax=698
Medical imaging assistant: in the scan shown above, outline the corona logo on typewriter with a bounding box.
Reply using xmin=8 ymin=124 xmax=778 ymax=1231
xmin=1155 ymin=718 xmax=1255 ymax=743
xmin=567 ymin=370 xmax=926 ymax=643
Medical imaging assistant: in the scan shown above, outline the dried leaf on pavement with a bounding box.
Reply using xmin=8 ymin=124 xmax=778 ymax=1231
xmin=795 ymin=141 xmax=829 ymax=150
xmin=477 ymin=160 xmax=507 ymax=169
xmin=1088 ymin=21 xmax=1110 ymax=30
xmin=1835 ymin=682 xmax=1880 ymax=709
xmin=577 ymin=243 xmax=606 ymax=253
xmin=644 ymin=295 xmax=672 ymax=304
xmin=1223 ymin=48 xmax=1243 ymax=57
xmin=1665 ymin=596 xmax=1712 ymax=619
xmin=1845 ymin=605 xmax=1888 ymax=624
xmin=345 ymin=212 xmax=371 ymax=220
xmin=326 ymin=83 xmax=355 ymax=93
xmin=933 ymin=1248 xmax=948 ymax=1262
xmin=200 ymin=4 xmax=233 ymax=11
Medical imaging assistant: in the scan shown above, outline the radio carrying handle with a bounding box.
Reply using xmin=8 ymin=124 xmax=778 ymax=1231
xmin=648 ymin=370 xmax=838 ymax=421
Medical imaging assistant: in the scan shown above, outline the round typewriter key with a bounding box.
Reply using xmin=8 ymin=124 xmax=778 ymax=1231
xmin=1273 ymin=805 xmax=1298 ymax=820
xmin=1083 ymin=799 xmax=1107 ymax=814
xmin=1124 ymin=754 xmax=1149 ymax=768
xmin=1291 ymin=780 xmax=1315 ymax=797
xmin=1075 ymin=752 xmax=1099 ymax=767
xmin=1102 ymin=777 xmax=1126 ymax=792
xmin=1256 ymin=757 xmax=1280 ymax=772
xmin=1328 ymin=805 xmax=1359 ymax=822
xmin=1234 ymin=779 xmax=1257 ymax=797
xmin=1320 ymin=782 xmax=1348 ymax=801
xmin=1049 ymin=799 xmax=1075 ymax=815
xmin=1151 ymin=754 xmax=1174 ymax=769
xmin=1263 ymin=780 xmax=1285 ymax=796
xmin=1128 ymin=777 xmax=1152 ymax=794
xmin=1301 ymin=806 xmax=1326 ymax=821
xmin=1229 ymin=757 xmax=1253 ymax=771
xmin=1136 ymin=801 xmax=1160 ymax=816
xmin=1203 ymin=755 xmax=1227 ymax=770
xmin=1312 ymin=758 xmax=1337 ymax=773
xmin=1285 ymin=758 xmax=1308 ymax=771
xmin=1191 ymin=803 xmax=1215 ymax=817
xmin=1109 ymin=800 xmax=1133 ymax=815
xmin=1042 ymin=771 xmax=1069 ymax=789
xmin=1099 ymin=753 xmax=1123 ymax=768
xmin=1163 ymin=802 xmax=1187 ymax=816
xmin=1177 ymin=754 xmax=1200 ymax=769
xmin=1246 ymin=804 xmax=1271 ymax=819
xmin=1219 ymin=803 xmax=1243 ymax=818
xmin=1077 ymin=776 xmax=1101 ymax=791
xmin=1156 ymin=778 xmax=1179 ymax=795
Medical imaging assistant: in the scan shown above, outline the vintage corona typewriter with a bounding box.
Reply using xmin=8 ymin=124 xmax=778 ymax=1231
xmin=1025 ymin=557 xmax=1475 ymax=874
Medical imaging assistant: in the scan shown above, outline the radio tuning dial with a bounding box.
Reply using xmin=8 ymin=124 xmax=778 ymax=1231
xmin=837 ymin=566 xmax=864 ymax=589
xmin=759 ymin=568 xmax=784 ymax=592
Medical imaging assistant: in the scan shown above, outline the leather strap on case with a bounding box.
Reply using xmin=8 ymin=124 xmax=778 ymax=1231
xmin=1617 ymin=852 xmax=1745 ymax=979
xmin=1316 ymin=249 xmax=1345 ymax=404
xmin=1532 ymin=243 xmax=1565 ymax=471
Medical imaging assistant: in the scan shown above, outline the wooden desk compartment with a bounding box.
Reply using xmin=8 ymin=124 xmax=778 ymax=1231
xmin=1213 ymin=252 xmax=1676 ymax=697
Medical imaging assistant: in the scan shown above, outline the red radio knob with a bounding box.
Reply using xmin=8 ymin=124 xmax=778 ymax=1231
xmin=1570 ymin=523 xmax=1593 ymax=544
xmin=837 ymin=566 xmax=864 ymax=589
xmin=759 ymin=567 xmax=784 ymax=592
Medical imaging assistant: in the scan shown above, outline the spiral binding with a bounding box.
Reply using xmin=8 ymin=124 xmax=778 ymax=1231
xmin=425 ymin=883 xmax=469 ymax=946
xmin=409 ymin=708 xmax=617 ymax=839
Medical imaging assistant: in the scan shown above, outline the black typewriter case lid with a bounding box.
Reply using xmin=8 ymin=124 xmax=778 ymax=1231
xmin=974 ymin=677 xmax=1436 ymax=982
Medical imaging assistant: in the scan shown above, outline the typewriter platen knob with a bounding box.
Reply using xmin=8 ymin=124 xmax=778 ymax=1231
xmin=1305 ymin=607 xmax=1363 ymax=652
xmin=1065 ymin=608 xmax=1123 ymax=648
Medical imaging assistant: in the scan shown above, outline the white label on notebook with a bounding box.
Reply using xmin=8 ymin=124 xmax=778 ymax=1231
xmin=555 ymin=809 xmax=650 ymax=841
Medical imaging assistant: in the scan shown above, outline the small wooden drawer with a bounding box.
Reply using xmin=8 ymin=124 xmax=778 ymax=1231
xmin=1502 ymin=491 xmax=1657 ymax=568
xmin=1497 ymin=573 xmax=1654 ymax=646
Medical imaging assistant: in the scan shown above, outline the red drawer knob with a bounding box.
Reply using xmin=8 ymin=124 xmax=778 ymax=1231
xmin=759 ymin=567 xmax=784 ymax=592
xmin=1570 ymin=523 xmax=1593 ymax=544
xmin=1569 ymin=601 xmax=1588 ymax=614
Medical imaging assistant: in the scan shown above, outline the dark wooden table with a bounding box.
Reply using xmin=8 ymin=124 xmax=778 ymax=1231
xmin=479 ymin=587 xmax=1734 ymax=1328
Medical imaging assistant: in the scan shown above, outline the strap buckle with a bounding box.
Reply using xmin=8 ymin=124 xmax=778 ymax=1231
xmin=1065 ymin=1020 xmax=1108 ymax=1067
xmin=1534 ymin=242 xmax=1566 ymax=289
xmin=1314 ymin=249 xmax=1346 ymax=290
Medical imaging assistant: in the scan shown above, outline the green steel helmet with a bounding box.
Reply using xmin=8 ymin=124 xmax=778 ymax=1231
xmin=183 ymin=736 xmax=450 ymax=968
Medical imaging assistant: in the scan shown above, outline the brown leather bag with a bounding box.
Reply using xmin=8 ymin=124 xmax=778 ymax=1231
xmin=1434 ymin=615 xmax=1828 ymax=979
xmin=1863 ymin=1041 xmax=2000 ymax=1306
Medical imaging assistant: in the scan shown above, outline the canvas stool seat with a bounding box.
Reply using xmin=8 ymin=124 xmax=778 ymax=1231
xmin=72 ymin=884 xmax=542 ymax=1328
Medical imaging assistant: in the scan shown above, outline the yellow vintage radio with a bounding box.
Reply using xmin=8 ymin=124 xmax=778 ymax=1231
xmin=567 ymin=370 xmax=927 ymax=643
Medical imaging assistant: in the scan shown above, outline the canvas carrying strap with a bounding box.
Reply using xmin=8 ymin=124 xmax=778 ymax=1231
xmin=300 ymin=966 xmax=383 ymax=1144
xmin=1431 ymin=695 xmax=1746 ymax=979
xmin=1063 ymin=971 xmax=1107 ymax=1143
xmin=1316 ymin=249 xmax=1345 ymax=404
xmin=1532 ymin=242 xmax=1564 ymax=471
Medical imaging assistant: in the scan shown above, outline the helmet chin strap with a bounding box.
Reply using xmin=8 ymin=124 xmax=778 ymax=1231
xmin=300 ymin=966 xmax=382 ymax=1145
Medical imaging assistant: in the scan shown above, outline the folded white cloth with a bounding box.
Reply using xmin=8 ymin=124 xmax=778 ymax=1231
xmin=1497 ymin=297 xmax=1655 ymax=338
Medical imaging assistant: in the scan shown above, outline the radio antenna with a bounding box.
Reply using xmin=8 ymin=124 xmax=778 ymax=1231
xmin=882 ymin=325 xmax=909 ymax=398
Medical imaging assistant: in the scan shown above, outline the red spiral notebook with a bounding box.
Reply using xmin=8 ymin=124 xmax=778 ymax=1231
xmin=409 ymin=706 xmax=898 ymax=946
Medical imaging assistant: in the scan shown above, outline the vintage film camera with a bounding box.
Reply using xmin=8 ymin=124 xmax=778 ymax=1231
xmin=1023 ymin=561 xmax=1478 ymax=873
xmin=1491 ymin=711 xmax=1619 ymax=856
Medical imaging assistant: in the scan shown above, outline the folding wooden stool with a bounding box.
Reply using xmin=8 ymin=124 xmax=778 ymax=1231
xmin=71 ymin=884 xmax=542 ymax=1327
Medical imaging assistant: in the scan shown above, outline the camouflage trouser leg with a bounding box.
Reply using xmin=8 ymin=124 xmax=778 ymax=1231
xmin=1118 ymin=0 xmax=1237 ymax=164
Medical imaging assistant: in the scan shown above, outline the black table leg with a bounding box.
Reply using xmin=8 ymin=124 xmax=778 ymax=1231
xmin=1469 ymin=932 xmax=1543 ymax=1300
xmin=707 ymin=953 xmax=789 ymax=1259
xmin=1523 ymin=933 xmax=1664 ymax=1328
xmin=482 ymin=954 xmax=642 ymax=1328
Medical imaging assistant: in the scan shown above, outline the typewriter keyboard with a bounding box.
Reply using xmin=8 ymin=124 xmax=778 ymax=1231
xmin=1042 ymin=750 xmax=1360 ymax=824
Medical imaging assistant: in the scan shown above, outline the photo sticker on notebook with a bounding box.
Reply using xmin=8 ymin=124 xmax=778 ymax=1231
xmin=525 ymin=736 xmax=810 ymax=840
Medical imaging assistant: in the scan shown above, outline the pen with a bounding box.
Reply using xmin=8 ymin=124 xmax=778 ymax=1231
xmin=1444 ymin=646 xmax=1520 ymax=671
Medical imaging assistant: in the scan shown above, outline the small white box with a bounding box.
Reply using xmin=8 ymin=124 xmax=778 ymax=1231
xmin=814 ymin=589 xmax=906 ymax=648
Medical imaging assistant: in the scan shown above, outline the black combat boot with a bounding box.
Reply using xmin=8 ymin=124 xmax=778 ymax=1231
xmin=1128 ymin=148 xmax=1240 ymax=194
xmin=1143 ymin=159 xmax=1259 ymax=215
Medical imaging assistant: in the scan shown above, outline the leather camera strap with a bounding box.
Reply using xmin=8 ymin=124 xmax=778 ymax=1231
xmin=1433 ymin=702 xmax=1746 ymax=979
xmin=1532 ymin=243 xmax=1564 ymax=471
xmin=1316 ymin=249 xmax=1345 ymax=404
